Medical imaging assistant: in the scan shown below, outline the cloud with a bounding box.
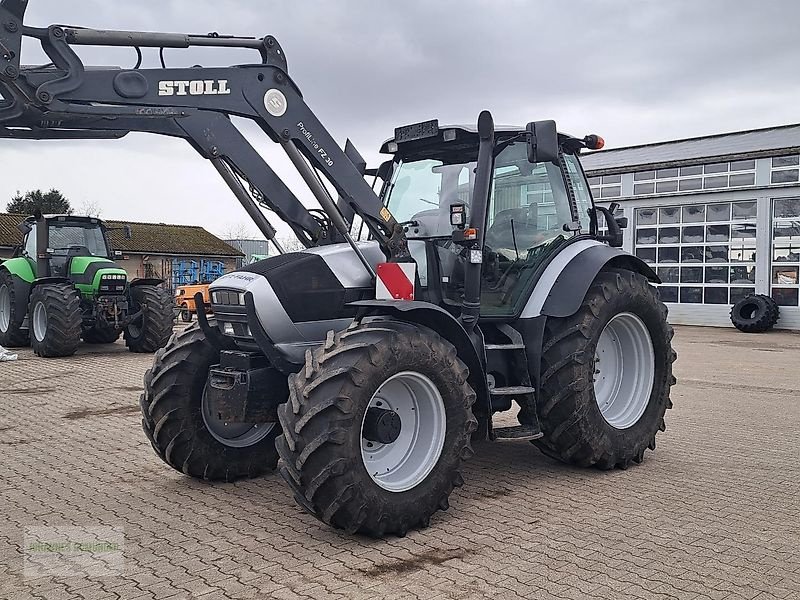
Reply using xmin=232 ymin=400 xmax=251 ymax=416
xmin=2 ymin=0 xmax=799 ymax=240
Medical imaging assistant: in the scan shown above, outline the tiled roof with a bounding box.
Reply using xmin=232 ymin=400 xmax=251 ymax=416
xmin=0 ymin=213 xmax=243 ymax=257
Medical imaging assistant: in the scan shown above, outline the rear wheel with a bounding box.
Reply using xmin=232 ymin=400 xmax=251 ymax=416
xmin=29 ymin=283 xmax=82 ymax=358
xmin=0 ymin=270 xmax=29 ymax=347
xmin=140 ymin=323 xmax=282 ymax=480
xmin=82 ymin=326 xmax=121 ymax=344
xmin=276 ymin=319 xmax=477 ymax=537
xmin=125 ymin=285 xmax=174 ymax=353
xmin=533 ymin=269 xmax=676 ymax=469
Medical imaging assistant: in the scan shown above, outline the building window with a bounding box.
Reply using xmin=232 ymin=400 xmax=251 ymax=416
xmin=631 ymin=160 xmax=756 ymax=196
xmin=771 ymin=155 xmax=800 ymax=185
xmin=588 ymin=174 xmax=622 ymax=199
xmin=771 ymin=197 xmax=800 ymax=307
xmin=634 ymin=201 xmax=757 ymax=304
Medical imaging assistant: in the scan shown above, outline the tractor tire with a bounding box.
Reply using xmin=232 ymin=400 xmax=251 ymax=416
xmin=276 ymin=319 xmax=478 ymax=537
xmin=29 ymin=283 xmax=82 ymax=358
xmin=82 ymin=327 xmax=121 ymax=344
xmin=124 ymin=285 xmax=174 ymax=353
xmin=532 ymin=268 xmax=676 ymax=470
xmin=730 ymin=294 xmax=779 ymax=333
xmin=180 ymin=305 xmax=193 ymax=323
xmin=0 ymin=269 xmax=29 ymax=347
xmin=140 ymin=322 xmax=283 ymax=481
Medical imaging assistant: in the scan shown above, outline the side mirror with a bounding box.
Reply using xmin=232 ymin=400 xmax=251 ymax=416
xmin=375 ymin=160 xmax=393 ymax=182
xmin=526 ymin=120 xmax=559 ymax=164
xmin=17 ymin=221 xmax=32 ymax=235
xmin=124 ymin=225 xmax=133 ymax=239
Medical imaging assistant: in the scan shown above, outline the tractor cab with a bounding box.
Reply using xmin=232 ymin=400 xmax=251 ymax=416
xmin=378 ymin=120 xmax=609 ymax=319
xmin=19 ymin=215 xmax=114 ymax=280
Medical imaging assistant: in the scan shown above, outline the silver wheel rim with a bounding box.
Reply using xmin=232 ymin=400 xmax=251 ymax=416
xmin=201 ymin=384 xmax=274 ymax=448
xmin=594 ymin=312 xmax=655 ymax=429
xmin=360 ymin=371 xmax=446 ymax=493
xmin=32 ymin=301 xmax=48 ymax=343
xmin=0 ymin=285 xmax=10 ymax=333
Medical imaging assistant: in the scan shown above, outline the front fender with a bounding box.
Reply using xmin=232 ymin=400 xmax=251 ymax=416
xmin=129 ymin=278 xmax=163 ymax=287
xmin=522 ymin=240 xmax=659 ymax=319
xmin=351 ymin=300 xmax=490 ymax=424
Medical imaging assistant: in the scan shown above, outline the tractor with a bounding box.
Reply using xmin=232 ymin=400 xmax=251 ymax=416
xmin=0 ymin=213 xmax=174 ymax=357
xmin=0 ymin=0 xmax=675 ymax=536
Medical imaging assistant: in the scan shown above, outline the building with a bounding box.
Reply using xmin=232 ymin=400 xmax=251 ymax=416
xmin=581 ymin=123 xmax=800 ymax=330
xmin=223 ymin=238 xmax=270 ymax=267
xmin=0 ymin=214 xmax=243 ymax=291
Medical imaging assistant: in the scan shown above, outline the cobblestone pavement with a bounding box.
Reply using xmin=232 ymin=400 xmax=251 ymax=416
xmin=1 ymin=325 xmax=798 ymax=600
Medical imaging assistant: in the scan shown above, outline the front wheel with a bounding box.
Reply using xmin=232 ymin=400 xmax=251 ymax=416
xmin=140 ymin=323 xmax=282 ymax=480
xmin=533 ymin=268 xmax=676 ymax=470
xmin=276 ymin=319 xmax=478 ymax=537
xmin=124 ymin=285 xmax=174 ymax=353
xmin=180 ymin=304 xmax=193 ymax=323
xmin=29 ymin=283 xmax=82 ymax=358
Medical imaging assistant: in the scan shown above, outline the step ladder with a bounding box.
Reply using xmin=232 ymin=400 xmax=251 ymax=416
xmin=485 ymin=324 xmax=543 ymax=441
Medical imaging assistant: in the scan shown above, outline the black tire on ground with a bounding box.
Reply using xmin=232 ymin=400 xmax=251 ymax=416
xmin=730 ymin=294 xmax=779 ymax=333
xmin=276 ymin=319 xmax=478 ymax=537
xmin=532 ymin=268 xmax=676 ymax=470
xmin=0 ymin=269 xmax=29 ymax=347
xmin=140 ymin=323 xmax=283 ymax=481
xmin=82 ymin=326 xmax=122 ymax=344
xmin=180 ymin=305 xmax=193 ymax=323
xmin=124 ymin=285 xmax=174 ymax=353
xmin=29 ymin=283 xmax=82 ymax=358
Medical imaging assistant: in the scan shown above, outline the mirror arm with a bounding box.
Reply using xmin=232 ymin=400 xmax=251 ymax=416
xmin=593 ymin=204 xmax=624 ymax=248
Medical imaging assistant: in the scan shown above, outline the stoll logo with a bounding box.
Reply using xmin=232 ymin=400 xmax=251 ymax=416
xmin=157 ymin=80 xmax=231 ymax=96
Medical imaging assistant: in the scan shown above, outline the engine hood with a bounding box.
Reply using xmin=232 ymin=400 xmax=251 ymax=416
xmin=209 ymin=240 xmax=427 ymax=362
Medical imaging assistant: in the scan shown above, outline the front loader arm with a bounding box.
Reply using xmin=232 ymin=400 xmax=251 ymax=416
xmin=0 ymin=0 xmax=409 ymax=260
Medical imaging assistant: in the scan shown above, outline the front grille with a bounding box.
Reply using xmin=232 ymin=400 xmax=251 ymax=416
xmin=98 ymin=275 xmax=127 ymax=294
xmin=211 ymin=288 xmax=245 ymax=306
xmin=212 ymin=293 xmax=253 ymax=340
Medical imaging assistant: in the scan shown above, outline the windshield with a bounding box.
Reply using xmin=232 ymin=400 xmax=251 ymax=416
xmin=383 ymin=140 xmax=582 ymax=243
xmin=48 ymin=223 xmax=109 ymax=257
xmin=385 ymin=140 xmax=587 ymax=317
xmin=385 ymin=158 xmax=477 ymax=238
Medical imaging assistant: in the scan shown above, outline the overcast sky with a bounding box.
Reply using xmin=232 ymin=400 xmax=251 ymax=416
xmin=2 ymin=0 xmax=799 ymax=241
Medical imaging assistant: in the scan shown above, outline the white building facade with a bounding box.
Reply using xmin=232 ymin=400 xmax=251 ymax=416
xmin=581 ymin=124 xmax=800 ymax=330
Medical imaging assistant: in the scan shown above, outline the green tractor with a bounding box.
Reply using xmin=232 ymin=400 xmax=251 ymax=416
xmin=0 ymin=213 xmax=174 ymax=358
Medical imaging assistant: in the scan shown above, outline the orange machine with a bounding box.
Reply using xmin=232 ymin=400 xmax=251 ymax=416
xmin=175 ymin=284 xmax=212 ymax=323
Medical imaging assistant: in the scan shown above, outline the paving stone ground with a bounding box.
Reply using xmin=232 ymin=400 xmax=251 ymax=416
xmin=0 ymin=325 xmax=798 ymax=600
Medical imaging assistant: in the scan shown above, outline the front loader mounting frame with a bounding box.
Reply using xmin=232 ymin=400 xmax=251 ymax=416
xmin=0 ymin=0 xmax=410 ymax=264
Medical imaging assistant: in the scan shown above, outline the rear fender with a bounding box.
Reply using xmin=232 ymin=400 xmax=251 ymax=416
xmin=522 ymin=240 xmax=659 ymax=319
xmin=351 ymin=300 xmax=490 ymax=429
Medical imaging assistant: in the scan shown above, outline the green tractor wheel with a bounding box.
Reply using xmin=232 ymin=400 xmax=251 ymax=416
xmin=29 ymin=283 xmax=82 ymax=358
xmin=124 ymin=285 xmax=174 ymax=353
xmin=0 ymin=270 xmax=29 ymax=348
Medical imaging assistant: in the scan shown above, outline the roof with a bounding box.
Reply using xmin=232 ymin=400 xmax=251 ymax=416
xmin=0 ymin=213 xmax=243 ymax=257
xmin=581 ymin=123 xmax=800 ymax=173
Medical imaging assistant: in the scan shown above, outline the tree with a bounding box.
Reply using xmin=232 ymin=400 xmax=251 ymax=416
xmin=77 ymin=199 xmax=102 ymax=218
xmin=276 ymin=236 xmax=306 ymax=252
xmin=7 ymin=189 xmax=72 ymax=215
